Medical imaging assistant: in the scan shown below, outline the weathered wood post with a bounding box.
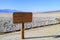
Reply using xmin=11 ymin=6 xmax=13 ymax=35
xmin=21 ymin=22 xmax=24 ymax=39
xmin=13 ymin=12 xmax=32 ymax=39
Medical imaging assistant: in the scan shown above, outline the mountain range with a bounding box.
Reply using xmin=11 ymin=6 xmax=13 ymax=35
xmin=0 ymin=9 xmax=21 ymax=13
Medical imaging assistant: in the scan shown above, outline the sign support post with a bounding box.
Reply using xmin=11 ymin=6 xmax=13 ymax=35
xmin=21 ymin=22 xmax=24 ymax=39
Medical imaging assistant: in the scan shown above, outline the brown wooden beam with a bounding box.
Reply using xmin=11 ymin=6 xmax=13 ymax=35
xmin=21 ymin=22 xmax=24 ymax=39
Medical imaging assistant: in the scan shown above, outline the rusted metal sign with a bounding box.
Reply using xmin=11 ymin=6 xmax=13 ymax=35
xmin=13 ymin=12 xmax=32 ymax=23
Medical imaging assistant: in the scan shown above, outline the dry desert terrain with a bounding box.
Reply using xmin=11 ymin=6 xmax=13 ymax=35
xmin=0 ymin=24 xmax=60 ymax=40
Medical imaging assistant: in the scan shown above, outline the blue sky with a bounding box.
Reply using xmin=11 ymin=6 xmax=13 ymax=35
xmin=0 ymin=0 xmax=60 ymax=12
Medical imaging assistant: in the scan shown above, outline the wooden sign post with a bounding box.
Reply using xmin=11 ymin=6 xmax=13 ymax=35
xmin=13 ymin=12 xmax=32 ymax=39
xmin=21 ymin=22 xmax=24 ymax=39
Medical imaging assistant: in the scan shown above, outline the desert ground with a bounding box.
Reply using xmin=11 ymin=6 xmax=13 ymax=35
xmin=0 ymin=24 xmax=60 ymax=40
xmin=0 ymin=12 xmax=60 ymax=32
xmin=0 ymin=12 xmax=60 ymax=40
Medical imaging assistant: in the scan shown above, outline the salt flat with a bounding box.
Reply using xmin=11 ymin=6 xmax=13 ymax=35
xmin=0 ymin=24 xmax=60 ymax=40
xmin=1 ymin=12 xmax=60 ymax=17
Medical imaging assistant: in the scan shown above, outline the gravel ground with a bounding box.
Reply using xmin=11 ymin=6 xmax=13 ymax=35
xmin=0 ymin=24 xmax=60 ymax=40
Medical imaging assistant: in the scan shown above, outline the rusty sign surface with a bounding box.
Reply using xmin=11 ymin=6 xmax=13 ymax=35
xmin=13 ymin=12 xmax=32 ymax=23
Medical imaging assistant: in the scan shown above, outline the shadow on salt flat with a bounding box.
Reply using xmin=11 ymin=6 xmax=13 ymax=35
xmin=25 ymin=35 xmax=60 ymax=39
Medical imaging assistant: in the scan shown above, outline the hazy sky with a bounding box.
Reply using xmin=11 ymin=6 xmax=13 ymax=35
xmin=0 ymin=0 xmax=60 ymax=12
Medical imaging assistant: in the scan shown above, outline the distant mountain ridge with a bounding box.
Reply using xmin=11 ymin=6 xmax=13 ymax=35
xmin=0 ymin=9 xmax=21 ymax=13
